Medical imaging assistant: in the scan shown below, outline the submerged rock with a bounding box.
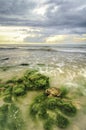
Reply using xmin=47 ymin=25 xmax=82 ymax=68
xmin=0 ymin=57 xmax=9 ymax=61
xmin=20 ymin=63 xmax=29 ymax=66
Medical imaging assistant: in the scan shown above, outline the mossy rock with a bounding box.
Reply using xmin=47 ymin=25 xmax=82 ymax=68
xmin=38 ymin=105 xmax=48 ymax=119
xmin=46 ymin=97 xmax=63 ymax=110
xmin=56 ymin=113 xmax=69 ymax=128
xmin=59 ymin=103 xmax=77 ymax=117
xmin=0 ymin=70 xmax=78 ymax=130
xmin=0 ymin=104 xmax=8 ymax=113
xmin=24 ymin=71 xmax=50 ymax=90
xmin=6 ymin=79 xmax=16 ymax=84
xmin=0 ymin=104 xmax=8 ymax=128
xmin=60 ymin=87 xmax=69 ymax=98
xmin=30 ymin=97 xmax=48 ymax=119
xmin=44 ymin=117 xmax=54 ymax=130
xmin=30 ymin=90 xmax=77 ymax=129
xmin=46 ymin=97 xmax=59 ymax=110
xmin=30 ymin=103 xmax=40 ymax=117
xmin=0 ymin=103 xmax=25 ymax=130
xmin=7 ymin=104 xmax=24 ymax=129
xmin=3 ymin=95 xmax=12 ymax=103
xmin=13 ymin=84 xmax=26 ymax=96
xmin=34 ymin=93 xmax=47 ymax=103
xmin=3 ymin=85 xmax=13 ymax=95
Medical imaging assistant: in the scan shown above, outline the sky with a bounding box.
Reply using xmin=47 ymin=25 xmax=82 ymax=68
xmin=0 ymin=0 xmax=86 ymax=44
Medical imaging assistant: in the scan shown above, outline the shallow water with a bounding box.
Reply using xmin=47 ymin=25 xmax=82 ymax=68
xmin=0 ymin=44 xmax=86 ymax=130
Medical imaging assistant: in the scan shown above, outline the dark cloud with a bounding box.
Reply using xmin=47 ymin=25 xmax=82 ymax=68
xmin=0 ymin=0 xmax=36 ymax=15
xmin=45 ymin=0 xmax=86 ymax=28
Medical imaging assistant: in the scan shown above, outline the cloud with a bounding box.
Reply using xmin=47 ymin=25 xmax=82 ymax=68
xmin=0 ymin=0 xmax=36 ymax=15
xmin=73 ymin=34 xmax=86 ymax=43
xmin=0 ymin=26 xmax=36 ymax=43
xmin=0 ymin=0 xmax=86 ymax=44
xmin=45 ymin=34 xmax=86 ymax=44
xmin=0 ymin=26 xmax=86 ymax=44
xmin=45 ymin=35 xmax=68 ymax=43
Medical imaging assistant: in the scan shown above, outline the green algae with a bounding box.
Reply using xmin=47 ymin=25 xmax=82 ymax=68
xmin=0 ymin=69 xmax=77 ymax=130
xmin=13 ymin=84 xmax=26 ymax=96
xmin=59 ymin=102 xmax=77 ymax=117
xmin=60 ymin=86 xmax=69 ymax=98
xmin=0 ymin=103 xmax=25 ymax=130
xmin=24 ymin=70 xmax=49 ymax=90
xmin=56 ymin=113 xmax=69 ymax=129
xmin=43 ymin=117 xmax=54 ymax=130
xmin=3 ymin=95 xmax=12 ymax=103
xmin=29 ymin=93 xmax=77 ymax=130
xmin=7 ymin=103 xmax=24 ymax=130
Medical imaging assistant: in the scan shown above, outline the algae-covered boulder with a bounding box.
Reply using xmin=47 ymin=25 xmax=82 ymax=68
xmin=7 ymin=103 xmax=24 ymax=130
xmin=30 ymin=103 xmax=40 ymax=118
xmin=24 ymin=70 xmax=50 ymax=90
xmin=34 ymin=93 xmax=47 ymax=103
xmin=38 ymin=105 xmax=48 ymax=119
xmin=30 ymin=87 xmax=77 ymax=130
xmin=0 ymin=70 xmax=78 ymax=130
xmin=0 ymin=104 xmax=8 ymax=128
xmin=56 ymin=113 xmax=69 ymax=128
xmin=13 ymin=84 xmax=26 ymax=96
xmin=44 ymin=117 xmax=54 ymax=130
xmin=3 ymin=95 xmax=12 ymax=103
xmin=0 ymin=103 xmax=25 ymax=130
xmin=46 ymin=97 xmax=61 ymax=110
xmin=0 ymin=70 xmax=50 ymax=99
xmin=3 ymin=85 xmax=13 ymax=96
xmin=59 ymin=102 xmax=77 ymax=117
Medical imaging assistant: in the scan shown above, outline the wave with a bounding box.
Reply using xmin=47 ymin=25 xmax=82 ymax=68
xmin=0 ymin=45 xmax=86 ymax=53
xmin=0 ymin=47 xmax=18 ymax=50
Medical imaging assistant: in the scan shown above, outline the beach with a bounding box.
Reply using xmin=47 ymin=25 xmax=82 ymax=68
xmin=0 ymin=44 xmax=86 ymax=130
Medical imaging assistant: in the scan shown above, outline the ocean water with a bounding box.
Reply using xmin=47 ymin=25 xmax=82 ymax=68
xmin=0 ymin=44 xmax=86 ymax=130
xmin=0 ymin=44 xmax=86 ymax=81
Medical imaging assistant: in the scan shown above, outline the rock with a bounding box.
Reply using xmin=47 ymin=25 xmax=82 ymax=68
xmin=45 ymin=87 xmax=61 ymax=97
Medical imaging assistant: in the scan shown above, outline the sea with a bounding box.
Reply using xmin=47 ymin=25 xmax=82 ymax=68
xmin=0 ymin=43 xmax=86 ymax=130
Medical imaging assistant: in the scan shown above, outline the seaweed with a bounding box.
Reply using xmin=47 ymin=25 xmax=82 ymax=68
xmin=13 ymin=84 xmax=26 ymax=96
xmin=44 ymin=117 xmax=54 ymax=130
xmin=56 ymin=113 xmax=69 ymax=128
xmin=0 ymin=103 xmax=25 ymax=130
xmin=60 ymin=87 xmax=69 ymax=98
xmin=0 ymin=69 xmax=78 ymax=130
xmin=3 ymin=94 xmax=12 ymax=103
xmin=3 ymin=85 xmax=13 ymax=95
xmin=0 ymin=104 xmax=8 ymax=129
xmin=34 ymin=93 xmax=47 ymax=103
xmin=7 ymin=103 xmax=24 ymax=130
xmin=29 ymin=86 xmax=77 ymax=130
xmin=59 ymin=102 xmax=77 ymax=117
xmin=24 ymin=70 xmax=50 ymax=90
xmin=46 ymin=97 xmax=58 ymax=110
xmin=6 ymin=77 xmax=17 ymax=84
xmin=29 ymin=103 xmax=40 ymax=118
xmin=24 ymin=73 xmax=49 ymax=90
xmin=38 ymin=105 xmax=48 ymax=119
